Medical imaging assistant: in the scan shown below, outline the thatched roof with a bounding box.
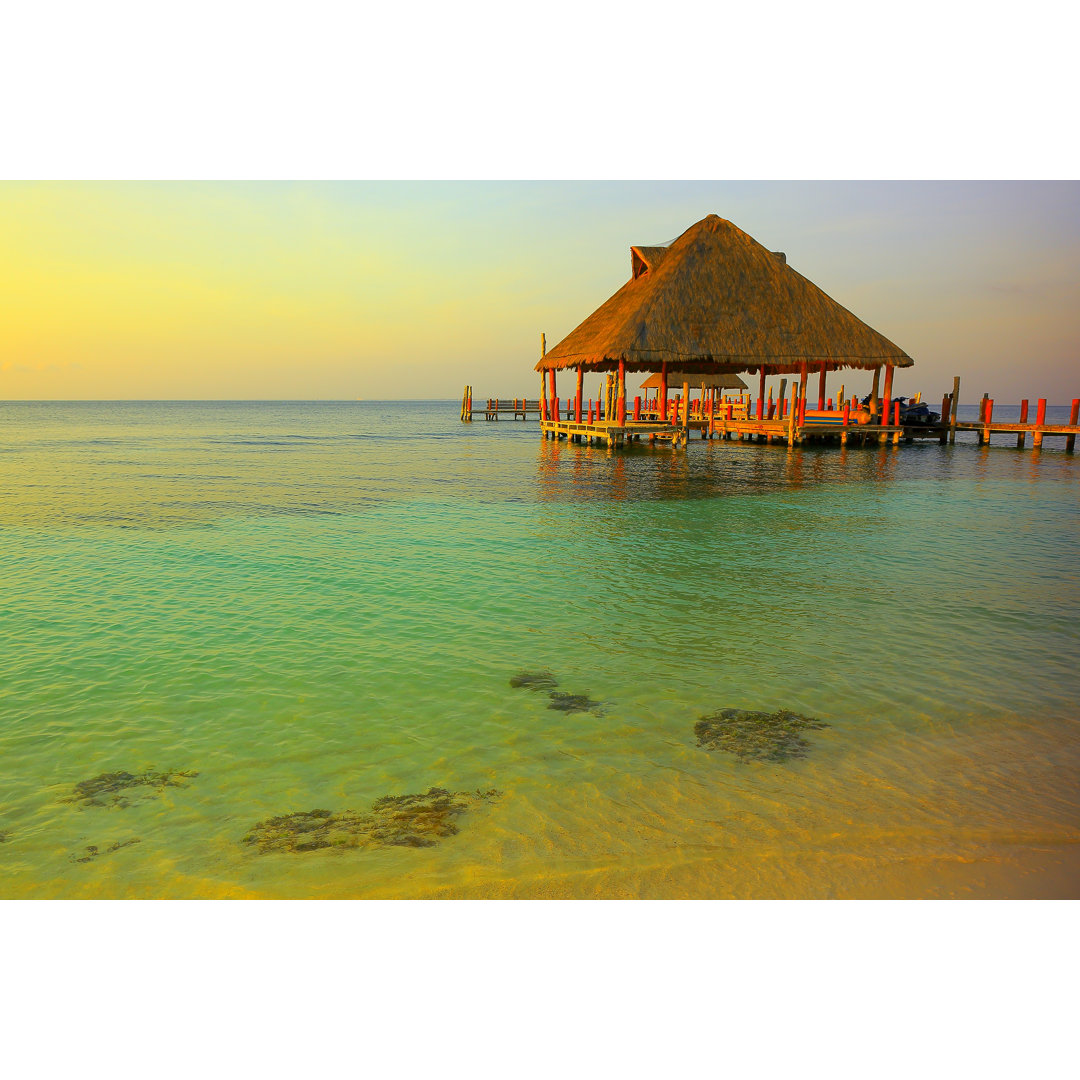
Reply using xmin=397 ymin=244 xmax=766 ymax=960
xmin=639 ymin=372 xmax=747 ymax=391
xmin=537 ymin=215 xmax=913 ymax=375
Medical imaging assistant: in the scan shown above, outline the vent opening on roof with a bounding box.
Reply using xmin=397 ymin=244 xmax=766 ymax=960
xmin=630 ymin=245 xmax=670 ymax=280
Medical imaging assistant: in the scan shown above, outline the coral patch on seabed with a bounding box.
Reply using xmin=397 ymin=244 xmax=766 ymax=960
xmin=695 ymin=708 xmax=828 ymax=763
xmin=61 ymin=769 xmax=199 ymax=808
xmin=546 ymin=692 xmax=604 ymax=715
xmin=510 ymin=670 xmax=603 ymax=714
xmin=242 ymin=787 xmax=503 ymax=855
xmin=509 ymin=671 xmax=558 ymax=691
xmin=70 ymin=838 xmax=142 ymax=864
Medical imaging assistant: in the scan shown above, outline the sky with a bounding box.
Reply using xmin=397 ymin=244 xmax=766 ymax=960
xmin=1 ymin=181 xmax=1077 ymax=403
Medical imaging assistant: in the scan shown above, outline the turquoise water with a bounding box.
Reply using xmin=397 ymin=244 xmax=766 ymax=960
xmin=1 ymin=401 xmax=1078 ymax=898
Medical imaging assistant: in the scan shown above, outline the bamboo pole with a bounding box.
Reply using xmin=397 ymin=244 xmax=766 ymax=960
xmin=870 ymin=366 xmax=882 ymax=420
xmin=797 ymin=363 xmax=808 ymax=439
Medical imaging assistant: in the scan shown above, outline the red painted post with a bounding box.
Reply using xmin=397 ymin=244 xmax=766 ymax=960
xmin=633 ymin=396 xmax=641 ymax=422
xmin=726 ymin=403 xmax=733 ymax=421
xmin=575 ymin=367 xmax=583 ymax=423
xmin=893 ymin=400 xmax=901 ymax=426
xmin=779 ymin=396 xmax=785 ymax=419
xmin=1034 ymin=398 xmax=1046 ymax=447
xmin=548 ymin=368 xmax=556 ymax=408
xmin=843 ymin=401 xmax=851 ymax=426
xmin=881 ymin=364 xmax=894 ymax=432
xmin=767 ymin=392 xmax=774 ymax=420
xmin=1067 ymin=399 xmax=1079 ymax=453
xmin=984 ymin=398 xmax=993 ymax=446
xmin=798 ymin=393 xmax=807 ymax=426
xmin=828 ymin=398 xmax=834 ymax=411
xmin=757 ymin=397 xmax=764 ymax=420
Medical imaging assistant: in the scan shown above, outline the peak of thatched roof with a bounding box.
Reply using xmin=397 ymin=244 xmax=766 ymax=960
xmin=537 ymin=214 xmax=913 ymax=375
xmin=639 ymin=371 xmax=747 ymax=391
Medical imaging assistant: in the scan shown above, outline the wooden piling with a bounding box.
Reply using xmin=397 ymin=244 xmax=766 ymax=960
xmin=882 ymin=364 xmax=894 ymax=432
xmin=1017 ymin=400 xmax=1028 ymax=449
xmin=617 ymin=359 xmax=627 ymax=425
xmin=817 ymin=363 xmax=827 ymax=411
xmin=1068 ymin=400 xmax=1079 ymax=452
xmin=1034 ymin=399 xmax=1047 ymax=447
xmin=949 ymin=376 xmax=960 ymax=444
xmin=983 ymin=398 xmax=993 ymax=445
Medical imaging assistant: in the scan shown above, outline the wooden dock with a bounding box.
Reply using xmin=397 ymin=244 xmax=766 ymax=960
xmin=539 ymin=413 xmax=906 ymax=449
xmin=458 ymin=387 xmax=540 ymax=421
xmin=463 ymin=379 xmax=1080 ymax=452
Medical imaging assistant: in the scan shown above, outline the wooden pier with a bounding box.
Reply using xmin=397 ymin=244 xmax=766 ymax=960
xmin=464 ymin=377 xmax=1080 ymax=453
xmin=458 ymin=387 xmax=540 ymax=421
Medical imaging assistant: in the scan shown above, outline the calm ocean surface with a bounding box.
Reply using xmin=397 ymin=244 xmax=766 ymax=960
xmin=1 ymin=400 xmax=1078 ymax=898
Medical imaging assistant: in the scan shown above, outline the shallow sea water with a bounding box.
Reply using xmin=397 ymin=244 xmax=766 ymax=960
xmin=1 ymin=401 xmax=1078 ymax=898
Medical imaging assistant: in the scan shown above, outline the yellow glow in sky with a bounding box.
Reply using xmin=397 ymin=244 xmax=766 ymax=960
xmin=2 ymin=181 xmax=1077 ymax=401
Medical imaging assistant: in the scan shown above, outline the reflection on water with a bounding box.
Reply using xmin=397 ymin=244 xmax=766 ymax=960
xmin=0 ymin=401 xmax=1078 ymax=898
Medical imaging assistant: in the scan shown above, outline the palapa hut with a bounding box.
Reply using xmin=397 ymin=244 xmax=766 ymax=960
xmin=638 ymin=372 xmax=747 ymax=392
xmin=536 ymin=214 xmax=913 ymax=443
